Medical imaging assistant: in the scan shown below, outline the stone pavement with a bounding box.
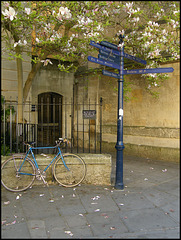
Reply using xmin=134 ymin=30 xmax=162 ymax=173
xmin=1 ymin=154 xmax=180 ymax=239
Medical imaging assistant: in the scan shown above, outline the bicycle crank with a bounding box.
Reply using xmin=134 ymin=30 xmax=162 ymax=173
xmin=36 ymin=169 xmax=47 ymax=182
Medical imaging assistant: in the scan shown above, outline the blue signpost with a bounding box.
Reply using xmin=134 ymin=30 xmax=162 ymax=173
xmin=87 ymin=56 xmax=120 ymax=69
xmin=114 ymin=34 xmax=124 ymax=190
xmin=88 ymin=35 xmax=174 ymax=190
xmin=99 ymin=49 xmax=120 ymax=61
xmin=98 ymin=54 xmax=119 ymax=64
xmin=103 ymin=68 xmax=174 ymax=78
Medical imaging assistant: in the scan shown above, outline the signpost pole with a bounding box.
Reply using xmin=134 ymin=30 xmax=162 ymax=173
xmin=115 ymin=34 xmax=124 ymax=190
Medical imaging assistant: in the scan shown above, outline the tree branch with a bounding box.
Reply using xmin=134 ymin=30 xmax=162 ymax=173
xmin=23 ymin=21 xmax=62 ymax=102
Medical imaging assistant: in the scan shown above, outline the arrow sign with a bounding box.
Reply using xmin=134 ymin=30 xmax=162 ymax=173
xmin=102 ymin=70 xmax=121 ymax=79
xmin=124 ymin=67 xmax=174 ymax=74
xmin=87 ymin=56 xmax=120 ymax=69
xmin=98 ymin=54 xmax=120 ymax=64
xmin=99 ymin=49 xmax=121 ymax=62
xmin=100 ymin=41 xmax=119 ymax=51
xmin=102 ymin=68 xmax=174 ymax=79
xmin=124 ymin=53 xmax=147 ymax=65
xmin=90 ymin=41 xmax=121 ymax=56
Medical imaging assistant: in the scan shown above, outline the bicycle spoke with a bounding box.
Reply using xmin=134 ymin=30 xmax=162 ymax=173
xmin=53 ymin=153 xmax=86 ymax=187
xmin=1 ymin=157 xmax=36 ymax=192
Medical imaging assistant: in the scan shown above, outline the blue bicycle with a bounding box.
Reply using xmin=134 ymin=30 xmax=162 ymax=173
xmin=1 ymin=138 xmax=86 ymax=192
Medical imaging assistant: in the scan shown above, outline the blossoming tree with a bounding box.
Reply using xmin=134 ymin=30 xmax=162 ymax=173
xmin=1 ymin=1 xmax=180 ymax=116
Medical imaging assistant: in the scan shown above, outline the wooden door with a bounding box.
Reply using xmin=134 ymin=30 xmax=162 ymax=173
xmin=38 ymin=92 xmax=62 ymax=146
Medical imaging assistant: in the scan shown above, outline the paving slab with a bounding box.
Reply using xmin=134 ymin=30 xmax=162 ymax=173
xmin=27 ymin=220 xmax=47 ymax=238
xmin=143 ymin=188 xmax=178 ymax=208
xmin=1 ymin=222 xmax=31 ymax=239
xmin=119 ymin=207 xmax=178 ymax=232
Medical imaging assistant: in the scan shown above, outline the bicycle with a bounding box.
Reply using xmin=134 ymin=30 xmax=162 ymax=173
xmin=1 ymin=138 xmax=86 ymax=192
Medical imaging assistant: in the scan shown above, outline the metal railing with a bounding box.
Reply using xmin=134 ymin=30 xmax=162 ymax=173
xmin=1 ymin=96 xmax=103 ymax=155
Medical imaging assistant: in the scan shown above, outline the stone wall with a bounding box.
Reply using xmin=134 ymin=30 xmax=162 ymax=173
xmin=1 ymin=52 xmax=32 ymax=102
xmin=1 ymin=154 xmax=112 ymax=186
xmin=75 ymin=61 xmax=180 ymax=162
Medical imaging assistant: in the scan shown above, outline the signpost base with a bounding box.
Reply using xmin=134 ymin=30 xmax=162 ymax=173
xmin=115 ymin=143 xmax=124 ymax=190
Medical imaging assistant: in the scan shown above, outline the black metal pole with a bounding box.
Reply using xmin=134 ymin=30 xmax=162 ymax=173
xmin=3 ymin=96 xmax=6 ymax=156
xmin=115 ymin=34 xmax=125 ymax=190
xmin=100 ymin=97 xmax=102 ymax=153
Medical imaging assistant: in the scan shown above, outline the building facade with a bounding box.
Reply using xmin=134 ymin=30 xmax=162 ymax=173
xmin=1 ymin=44 xmax=180 ymax=161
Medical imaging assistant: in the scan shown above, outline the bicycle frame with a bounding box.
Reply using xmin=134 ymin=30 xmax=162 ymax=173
xmin=18 ymin=145 xmax=69 ymax=175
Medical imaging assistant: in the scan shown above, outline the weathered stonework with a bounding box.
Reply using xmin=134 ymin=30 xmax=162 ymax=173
xmin=1 ymin=154 xmax=112 ymax=186
xmin=74 ymin=61 xmax=180 ymax=162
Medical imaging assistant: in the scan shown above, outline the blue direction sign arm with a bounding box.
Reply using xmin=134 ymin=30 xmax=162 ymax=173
xmin=100 ymin=41 xmax=119 ymax=51
xmin=124 ymin=67 xmax=174 ymax=74
xmin=102 ymin=68 xmax=174 ymax=79
xmin=124 ymin=53 xmax=147 ymax=65
xmin=87 ymin=56 xmax=120 ymax=70
xmin=99 ymin=49 xmax=121 ymax=62
xmin=90 ymin=41 xmax=121 ymax=56
xmin=102 ymin=70 xmax=120 ymax=79
xmin=98 ymin=54 xmax=121 ymax=64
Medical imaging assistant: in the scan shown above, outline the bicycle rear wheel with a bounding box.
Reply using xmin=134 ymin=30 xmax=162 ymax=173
xmin=1 ymin=156 xmax=36 ymax=192
xmin=53 ymin=153 xmax=86 ymax=187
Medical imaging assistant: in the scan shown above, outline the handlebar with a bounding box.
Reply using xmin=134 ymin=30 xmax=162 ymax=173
xmin=55 ymin=138 xmax=70 ymax=146
xmin=23 ymin=142 xmax=36 ymax=147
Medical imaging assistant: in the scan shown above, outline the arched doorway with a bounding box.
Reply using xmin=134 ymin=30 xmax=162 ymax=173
xmin=37 ymin=92 xmax=63 ymax=146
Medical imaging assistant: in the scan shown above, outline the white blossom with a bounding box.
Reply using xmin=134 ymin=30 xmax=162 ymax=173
xmin=36 ymin=37 xmax=40 ymax=43
xmin=2 ymin=6 xmax=16 ymax=21
xmin=14 ymin=39 xmax=27 ymax=47
xmin=41 ymin=59 xmax=53 ymax=66
xmin=97 ymin=24 xmax=104 ymax=31
xmin=117 ymin=30 xmax=124 ymax=36
xmin=173 ymin=10 xmax=180 ymax=15
xmin=125 ymin=2 xmax=134 ymax=9
xmin=58 ymin=6 xmax=72 ymax=19
xmin=103 ymin=10 xmax=108 ymax=16
xmin=148 ymin=73 xmax=156 ymax=78
xmin=25 ymin=8 xmax=31 ymax=15
xmin=144 ymin=42 xmax=150 ymax=48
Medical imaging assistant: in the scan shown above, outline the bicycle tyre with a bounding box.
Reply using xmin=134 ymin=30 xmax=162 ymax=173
xmin=53 ymin=153 xmax=86 ymax=187
xmin=1 ymin=156 xmax=36 ymax=192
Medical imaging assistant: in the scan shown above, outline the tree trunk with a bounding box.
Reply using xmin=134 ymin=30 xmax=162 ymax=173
xmin=23 ymin=22 xmax=62 ymax=103
xmin=23 ymin=61 xmax=43 ymax=103
xmin=16 ymin=46 xmax=23 ymax=123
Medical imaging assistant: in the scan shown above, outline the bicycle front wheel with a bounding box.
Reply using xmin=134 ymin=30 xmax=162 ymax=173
xmin=1 ymin=156 xmax=36 ymax=192
xmin=53 ymin=153 xmax=86 ymax=187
